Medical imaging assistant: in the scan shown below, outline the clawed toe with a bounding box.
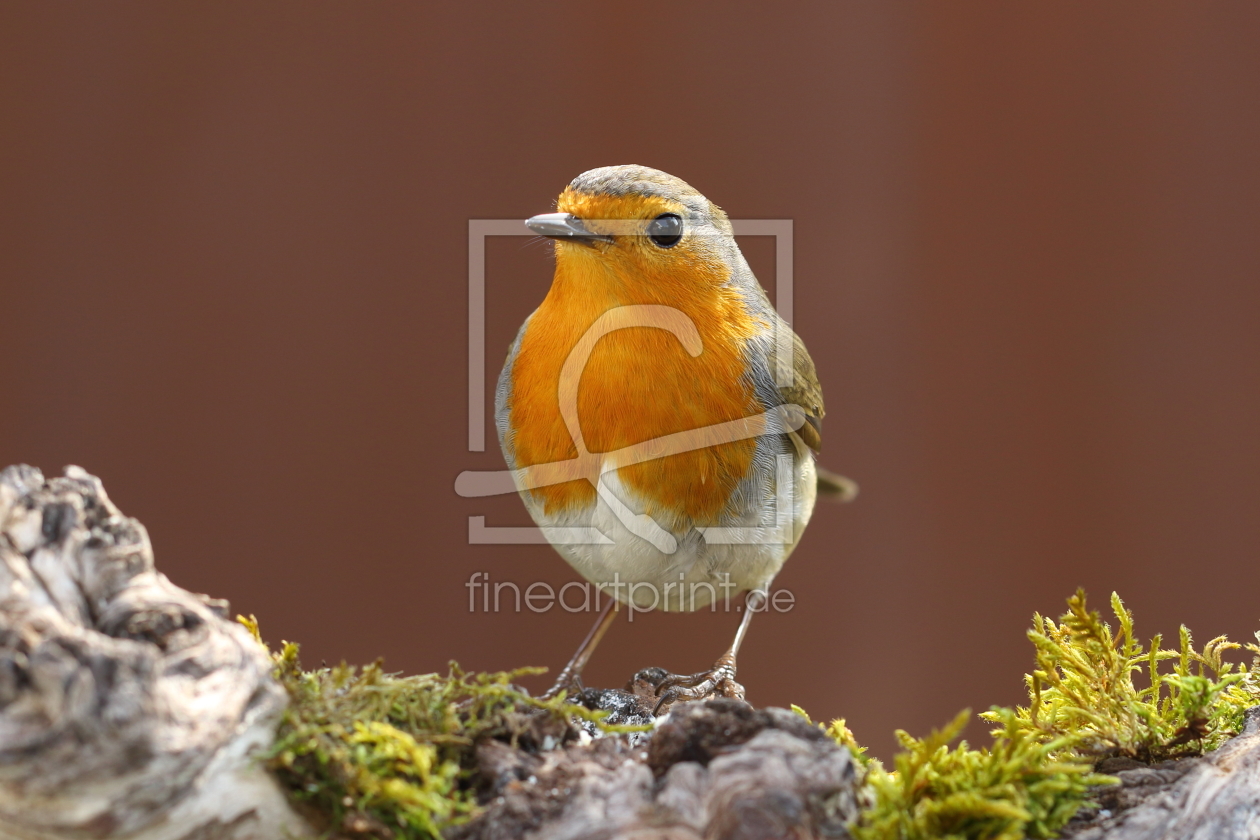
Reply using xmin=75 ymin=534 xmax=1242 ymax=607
xmin=652 ymin=657 xmax=743 ymax=714
xmin=655 ymin=668 xmax=715 ymax=693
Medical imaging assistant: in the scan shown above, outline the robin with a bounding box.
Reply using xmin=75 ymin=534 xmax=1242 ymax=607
xmin=495 ymin=165 xmax=854 ymax=709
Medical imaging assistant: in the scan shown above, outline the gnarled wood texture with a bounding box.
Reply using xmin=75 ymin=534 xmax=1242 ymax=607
xmin=1061 ymin=707 xmax=1260 ymax=840
xmin=0 ymin=465 xmax=310 ymax=840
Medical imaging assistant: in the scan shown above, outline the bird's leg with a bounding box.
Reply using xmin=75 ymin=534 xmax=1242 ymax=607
xmin=654 ymin=589 xmax=766 ymax=713
xmin=540 ymin=596 xmax=618 ymax=700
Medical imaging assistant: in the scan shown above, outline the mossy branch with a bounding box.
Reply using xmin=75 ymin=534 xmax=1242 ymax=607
xmin=246 ymin=620 xmax=646 ymax=839
xmin=819 ymin=589 xmax=1260 ymax=840
xmin=5 ymin=465 xmax=1260 ymax=840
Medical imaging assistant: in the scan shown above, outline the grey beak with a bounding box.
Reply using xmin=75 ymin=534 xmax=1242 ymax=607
xmin=525 ymin=213 xmax=613 ymax=247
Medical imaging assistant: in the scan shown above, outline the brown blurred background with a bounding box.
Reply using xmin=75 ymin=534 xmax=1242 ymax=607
xmin=2 ymin=4 xmax=1258 ymax=759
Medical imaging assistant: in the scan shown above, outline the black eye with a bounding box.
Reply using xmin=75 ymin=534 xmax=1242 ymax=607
xmin=647 ymin=213 xmax=683 ymax=247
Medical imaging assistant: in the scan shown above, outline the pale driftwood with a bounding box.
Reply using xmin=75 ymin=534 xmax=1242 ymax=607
xmin=0 ymin=465 xmax=312 ymax=840
xmin=3 ymin=465 xmax=1260 ymax=840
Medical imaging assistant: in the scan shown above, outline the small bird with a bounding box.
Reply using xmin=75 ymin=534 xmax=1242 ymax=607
xmin=496 ymin=165 xmax=854 ymax=708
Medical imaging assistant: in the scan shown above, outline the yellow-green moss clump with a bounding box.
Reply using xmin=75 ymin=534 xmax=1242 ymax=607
xmin=994 ymin=590 xmax=1256 ymax=759
xmin=814 ymin=590 xmax=1260 ymax=840
xmin=849 ymin=709 xmax=1103 ymax=840
xmin=238 ymin=617 xmax=626 ymax=839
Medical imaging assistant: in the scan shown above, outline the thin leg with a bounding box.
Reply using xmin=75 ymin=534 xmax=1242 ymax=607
xmin=726 ymin=588 xmax=763 ymax=659
xmin=541 ymin=596 xmax=619 ymax=699
xmin=654 ymin=590 xmax=767 ymax=713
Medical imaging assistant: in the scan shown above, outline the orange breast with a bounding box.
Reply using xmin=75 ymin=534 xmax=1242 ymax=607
xmin=508 ymin=249 xmax=762 ymax=527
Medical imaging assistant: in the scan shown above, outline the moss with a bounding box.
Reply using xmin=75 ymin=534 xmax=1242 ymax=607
xmin=242 ymin=588 xmax=1259 ymax=840
xmin=237 ymin=616 xmax=634 ymax=839
xmin=850 ymin=709 xmax=1105 ymax=840
xmin=990 ymin=589 xmax=1258 ymax=760
xmin=801 ymin=590 xmax=1260 ymax=840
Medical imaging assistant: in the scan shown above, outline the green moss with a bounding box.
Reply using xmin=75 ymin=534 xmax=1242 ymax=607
xmin=238 ymin=616 xmax=633 ymax=839
xmin=242 ymin=588 xmax=1259 ymax=840
xmin=990 ymin=589 xmax=1257 ymax=759
xmin=851 ymin=709 xmax=1105 ymax=840
xmin=799 ymin=590 xmax=1260 ymax=840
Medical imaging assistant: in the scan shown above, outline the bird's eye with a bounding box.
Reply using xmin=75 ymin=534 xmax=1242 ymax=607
xmin=646 ymin=213 xmax=683 ymax=248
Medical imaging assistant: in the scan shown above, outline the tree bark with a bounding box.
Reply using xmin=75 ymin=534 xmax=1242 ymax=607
xmin=3 ymin=465 xmax=1260 ymax=840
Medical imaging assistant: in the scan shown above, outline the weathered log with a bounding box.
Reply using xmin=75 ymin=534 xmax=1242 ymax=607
xmin=0 ymin=466 xmax=865 ymax=840
xmin=3 ymin=464 xmax=1260 ymax=840
xmin=0 ymin=465 xmax=312 ymax=840
xmin=1060 ymin=707 xmax=1260 ymax=840
xmin=453 ymin=695 xmax=863 ymax=840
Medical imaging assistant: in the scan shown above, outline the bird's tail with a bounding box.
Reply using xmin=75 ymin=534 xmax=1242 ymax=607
xmin=815 ymin=467 xmax=859 ymax=502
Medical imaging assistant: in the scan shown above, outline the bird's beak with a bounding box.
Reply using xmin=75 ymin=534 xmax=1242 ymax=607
xmin=525 ymin=213 xmax=613 ymax=247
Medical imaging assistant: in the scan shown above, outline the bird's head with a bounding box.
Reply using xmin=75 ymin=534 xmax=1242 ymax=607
xmin=527 ymin=165 xmax=740 ymax=300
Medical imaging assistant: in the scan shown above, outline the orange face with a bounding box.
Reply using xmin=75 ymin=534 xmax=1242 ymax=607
xmin=550 ymin=190 xmax=718 ymax=296
xmin=508 ymin=189 xmax=765 ymax=528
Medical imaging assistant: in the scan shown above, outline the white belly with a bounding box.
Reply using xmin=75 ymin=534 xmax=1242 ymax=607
xmin=518 ymin=440 xmax=817 ymax=612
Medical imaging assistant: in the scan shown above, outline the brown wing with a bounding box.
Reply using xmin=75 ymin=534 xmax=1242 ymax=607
xmin=776 ymin=329 xmax=826 ymax=453
xmin=775 ymin=328 xmax=859 ymax=502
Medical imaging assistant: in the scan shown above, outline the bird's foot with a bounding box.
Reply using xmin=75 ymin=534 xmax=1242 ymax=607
xmin=652 ymin=653 xmax=744 ymax=714
xmin=540 ymin=672 xmax=584 ymax=701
